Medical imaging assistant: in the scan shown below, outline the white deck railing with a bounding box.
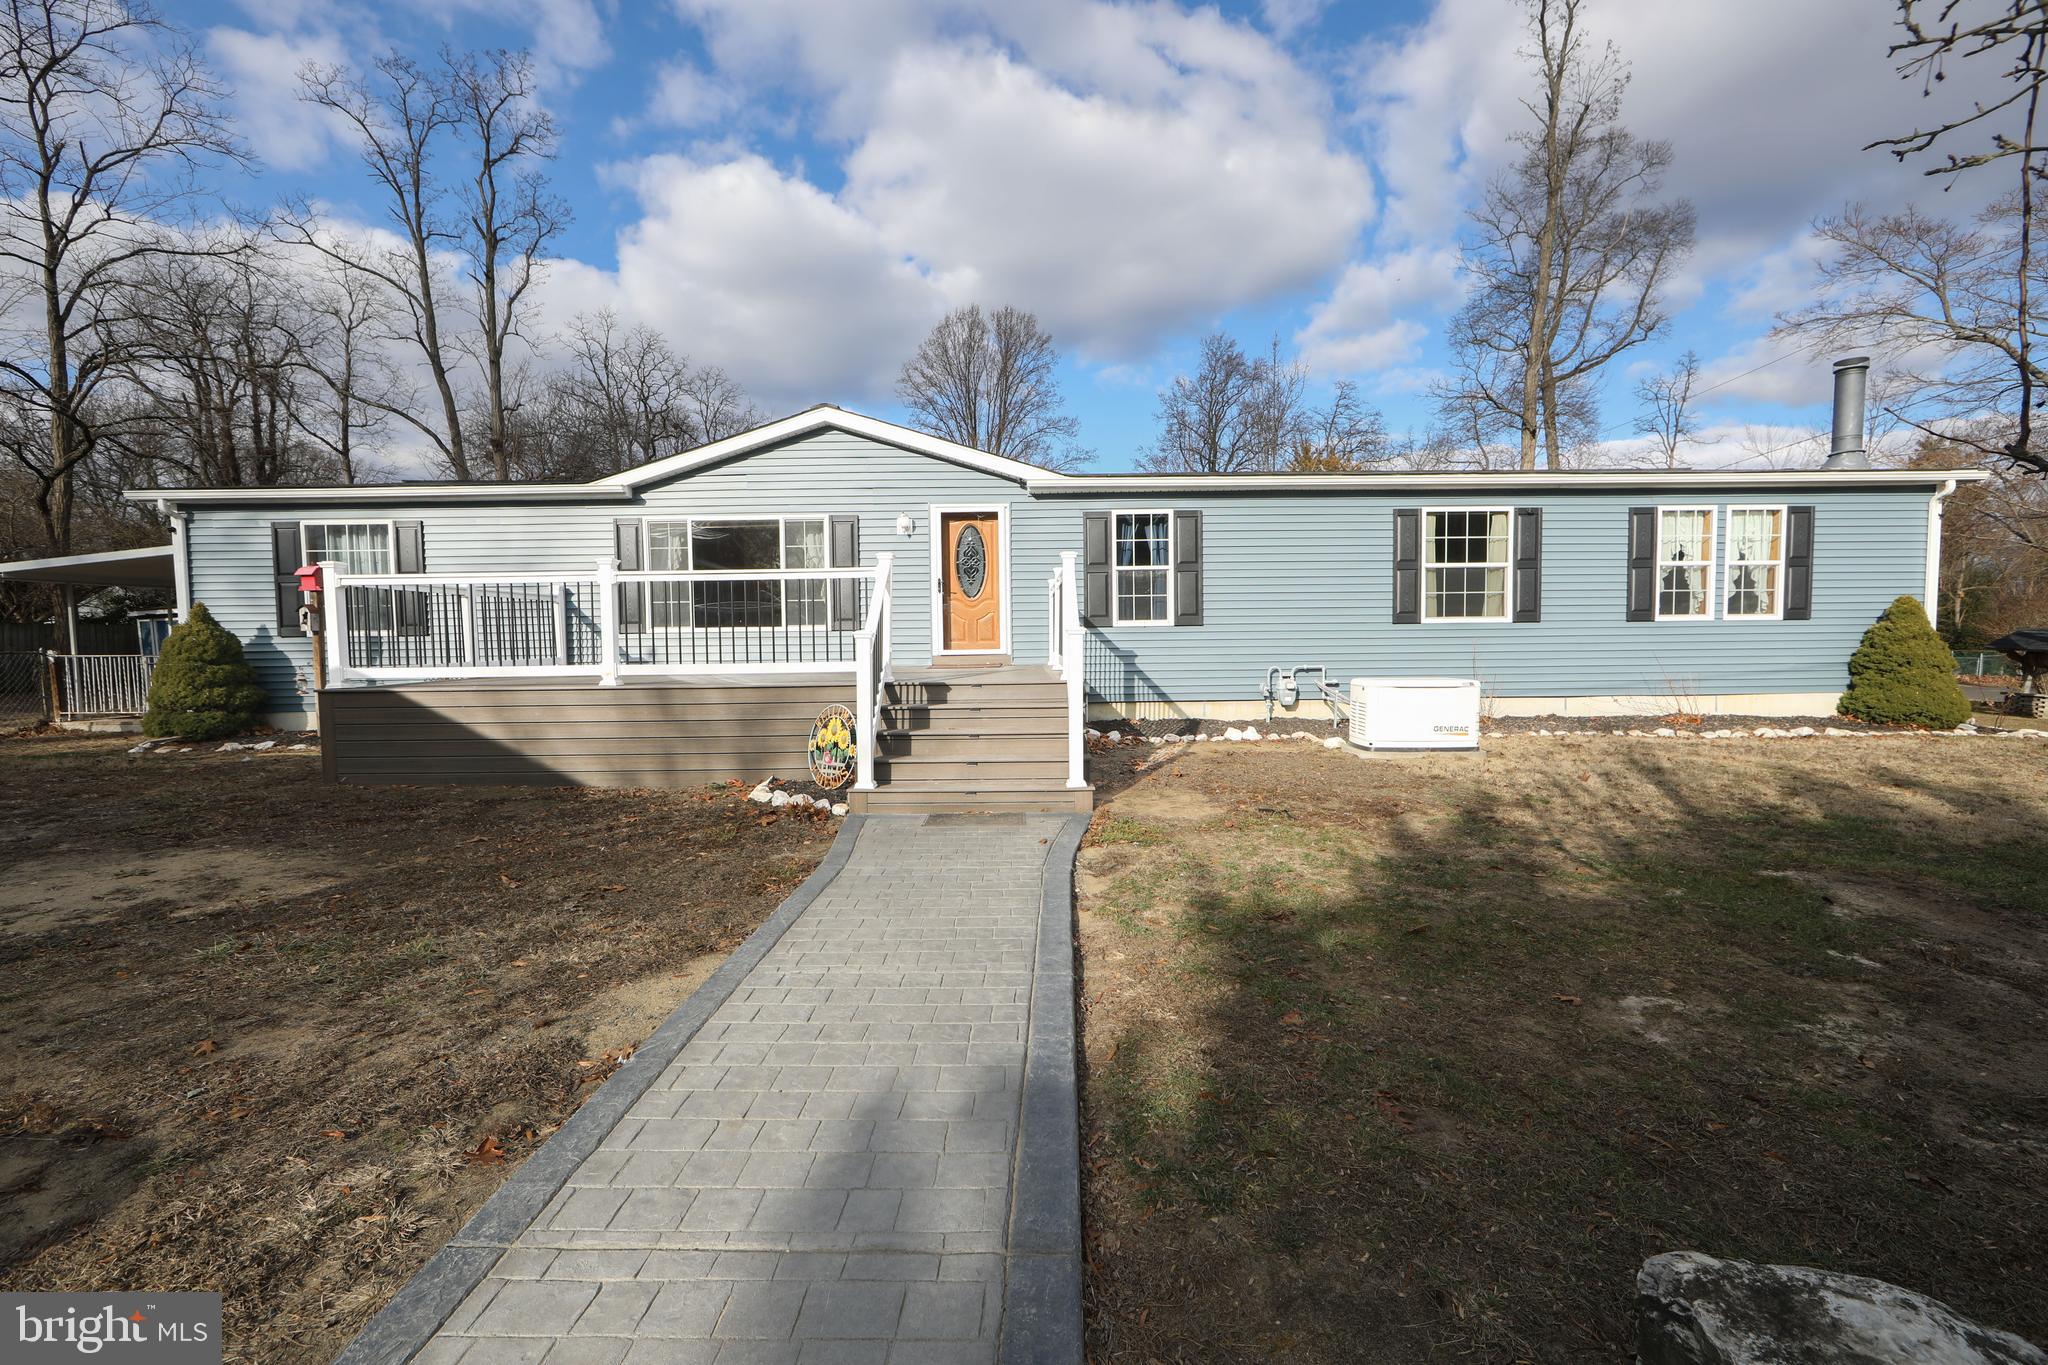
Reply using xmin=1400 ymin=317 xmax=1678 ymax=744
xmin=320 ymin=559 xmax=887 ymax=687
xmin=851 ymin=552 xmax=895 ymax=793
xmin=1048 ymin=551 xmax=1087 ymax=790
xmin=53 ymin=652 xmax=155 ymax=718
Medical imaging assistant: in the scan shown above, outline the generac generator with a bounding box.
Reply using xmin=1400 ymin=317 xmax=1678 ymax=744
xmin=1348 ymin=678 xmax=1482 ymax=750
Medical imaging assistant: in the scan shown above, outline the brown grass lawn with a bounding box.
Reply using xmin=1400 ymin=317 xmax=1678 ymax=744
xmin=1076 ymin=734 xmax=2048 ymax=1363
xmin=0 ymin=736 xmax=835 ymax=1363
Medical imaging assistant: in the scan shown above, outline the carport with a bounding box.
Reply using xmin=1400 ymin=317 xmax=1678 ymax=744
xmin=0 ymin=544 xmax=176 ymax=723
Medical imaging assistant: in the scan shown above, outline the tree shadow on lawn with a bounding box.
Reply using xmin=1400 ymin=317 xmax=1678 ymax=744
xmin=1077 ymin=742 xmax=2048 ymax=1363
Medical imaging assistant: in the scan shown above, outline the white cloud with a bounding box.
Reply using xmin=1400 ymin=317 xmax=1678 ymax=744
xmin=844 ymin=43 xmax=1372 ymax=355
xmin=1261 ymin=0 xmax=1329 ymax=40
xmin=556 ymin=154 xmax=947 ymax=406
xmin=661 ymin=1 xmax=1372 ymax=360
xmin=637 ymin=58 xmax=737 ymax=130
xmin=1295 ymin=246 xmax=1462 ymax=374
xmin=207 ymin=28 xmax=351 ymax=172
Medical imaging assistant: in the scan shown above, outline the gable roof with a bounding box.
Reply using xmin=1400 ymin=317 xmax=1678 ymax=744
xmin=594 ymin=404 xmax=1073 ymax=490
xmin=125 ymin=404 xmax=1985 ymax=506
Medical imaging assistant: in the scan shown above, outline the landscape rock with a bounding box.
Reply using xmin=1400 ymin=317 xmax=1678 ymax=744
xmin=831 ymin=802 xmax=848 ymax=816
xmin=1634 ymin=1252 xmax=2047 ymax=1365
xmin=769 ymin=790 xmax=790 ymax=807
xmin=1655 ymin=727 xmax=1677 ymax=738
xmin=748 ymin=779 xmax=774 ymax=803
xmin=1790 ymin=726 xmax=1817 ymax=737
xmin=250 ymin=739 xmax=276 ymax=751
xmin=1242 ymin=726 xmax=1261 ymax=741
xmin=1323 ymin=736 xmax=1344 ymax=749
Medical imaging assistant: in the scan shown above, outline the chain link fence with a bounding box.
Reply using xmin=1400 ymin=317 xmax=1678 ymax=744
xmin=0 ymin=651 xmax=51 ymax=730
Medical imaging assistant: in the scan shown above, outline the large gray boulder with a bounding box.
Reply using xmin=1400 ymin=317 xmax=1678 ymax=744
xmin=1635 ymin=1252 xmax=2046 ymax=1365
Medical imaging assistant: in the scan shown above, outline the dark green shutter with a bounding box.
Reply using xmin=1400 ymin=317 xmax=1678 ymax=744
xmin=1784 ymin=506 xmax=1814 ymax=621
xmin=1172 ymin=510 xmax=1203 ymax=626
xmin=1512 ymin=508 xmax=1541 ymax=623
xmin=393 ymin=520 xmax=427 ymax=637
xmin=1392 ymin=508 xmax=1420 ymax=625
xmin=271 ymin=522 xmax=303 ymax=635
xmin=1626 ymin=507 xmax=1657 ymax=622
xmin=829 ymin=513 xmax=860 ymax=630
xmin=614 ymin=519 xmax=644 ymax=630
xmin=1082 ymin=513 xmax=1111 ymax=626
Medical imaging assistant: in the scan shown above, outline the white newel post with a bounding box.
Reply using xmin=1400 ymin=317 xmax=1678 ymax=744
xmin=320 ymin=560 xmax=352 ymax=687
xmin=875 ymin=551 xmax=895 ymax=683
xmin=1061 ymin=550 xmax=1086 ymax=789
xmin=596 ymin=556 xmax=621 ymax=686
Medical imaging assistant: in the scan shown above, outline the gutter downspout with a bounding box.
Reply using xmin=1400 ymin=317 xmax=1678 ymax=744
xmin=159 ymin=499 xmax=191 ymax=623
xmin=1925 ymin=478 xmax=1957 ymax=630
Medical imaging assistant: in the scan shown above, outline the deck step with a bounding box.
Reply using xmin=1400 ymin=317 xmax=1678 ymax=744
xmin=879 ymin=732 xmax=1066 ymax=760
xmin=850 ymin=784 xmax=1092 ymax=815
xmin=876 ymin=765 xmax=1073 ymax=785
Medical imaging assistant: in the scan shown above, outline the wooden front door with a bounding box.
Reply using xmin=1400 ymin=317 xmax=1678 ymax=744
xmin=940 ymin=512 xmax=1002 ymax=652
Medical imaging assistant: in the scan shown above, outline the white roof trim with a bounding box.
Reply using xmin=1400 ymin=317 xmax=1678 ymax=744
xmin=0 ymin=543 xmax=174 ymax=586
xmin=125 ymin=483 xmax=636 ymax=505
xmin=118 ymin=402 xmax=1989 ymax=506
xmin=1027 ymin=469 xmax=1991 ymax=493
xmin=594 ymin=406 xmax=1070 ymax=489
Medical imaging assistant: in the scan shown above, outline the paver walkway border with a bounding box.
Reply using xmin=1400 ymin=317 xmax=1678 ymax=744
xmin=334 ymin=810 xmax=1088 ymax=1365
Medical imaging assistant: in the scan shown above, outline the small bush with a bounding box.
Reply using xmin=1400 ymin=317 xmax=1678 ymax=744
xmin=1836 ymin=596 xmax=1971 ymax=729
xmin=143 ymin=602 xmax=266 ymax=740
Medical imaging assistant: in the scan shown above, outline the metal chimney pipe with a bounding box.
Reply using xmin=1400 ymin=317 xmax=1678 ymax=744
xmin=1821 ymin=355 xmax=1872 ymax=470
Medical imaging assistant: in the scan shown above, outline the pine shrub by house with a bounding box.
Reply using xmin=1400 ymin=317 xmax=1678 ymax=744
xmin=1836 ymin=596 xmax=1971 ymax=729
xmin=143 ymin=602 xmax=266 ymax=740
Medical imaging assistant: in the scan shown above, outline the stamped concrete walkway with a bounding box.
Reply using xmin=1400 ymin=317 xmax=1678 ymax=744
xmin=342 ymin=812 xmax=1085 ymax=1365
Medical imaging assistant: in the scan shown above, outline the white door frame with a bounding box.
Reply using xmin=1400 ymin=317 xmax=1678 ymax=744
xmin=928 ymin=502 xmax=1012 ymax=657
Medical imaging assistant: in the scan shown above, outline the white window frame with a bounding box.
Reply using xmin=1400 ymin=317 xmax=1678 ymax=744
xmin=642 ymin=515 xmax=830 ymax=629
xmin=1109 ymin=508 xmax=1175 ymax=628
xmin=1420 ymin=506 xmax=1514 ymax=624
xmin=1722 ymin=504 xmax=1788 ymax=621
xmin=1653 ymin=504 xmax=1718 ymax=622
xmin=302 ymin=519 xmax=397 ymax=575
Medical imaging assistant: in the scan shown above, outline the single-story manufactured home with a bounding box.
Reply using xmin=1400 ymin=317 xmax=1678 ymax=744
xmin=4 ymin=356 xmax=1980 ymax=811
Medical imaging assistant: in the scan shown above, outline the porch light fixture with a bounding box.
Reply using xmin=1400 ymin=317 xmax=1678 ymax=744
xmin=896 ymin=512 xmax=915 ymax=537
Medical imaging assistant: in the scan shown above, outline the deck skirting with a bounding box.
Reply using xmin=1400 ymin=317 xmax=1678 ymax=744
xmin=317 ymin=676 xmax=855 ymax=787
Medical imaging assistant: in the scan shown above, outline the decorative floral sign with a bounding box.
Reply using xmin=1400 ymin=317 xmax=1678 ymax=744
xmin=808 ymin=703 xmax=857 ymax=789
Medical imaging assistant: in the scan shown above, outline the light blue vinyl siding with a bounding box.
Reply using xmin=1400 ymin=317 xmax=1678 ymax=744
xmin=180 ymin=429 xmax=1939 ymax=719
xmin=1017 ymin=487 xmax=1928 ymax=702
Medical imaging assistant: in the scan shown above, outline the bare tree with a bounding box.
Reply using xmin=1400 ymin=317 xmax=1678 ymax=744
xmin=1632 ymin=350 xmax=1716 ymax=468
xmin=896 ymin=304 xmax=1082 ymax=468
xmin=1243 ymin=334 xmax=1310 ymax=469
xmin=0 ymin=0 xmax=243 ymax=551
xmin=1775 ymin=200 xmax=2048 ymax=476
xmin=1140 ymin=332 xmax=1266 ymax=473
xmin=290 ymin=53 xmax=471 ymax=476
xmin=287 ymin=258 xmax=396 ymax=484
xmin=1444 ymin=0 xmax=1694 ymax=469
xmin=556 ymin=309 xmax=695 ymax=471
xmin=1287 ymin=379 xmax=1391 ymax=470
xmin=677 ymin=361 xmax=761 ymax=445
xmin=447 ymin=49 xmax=565 ymax=480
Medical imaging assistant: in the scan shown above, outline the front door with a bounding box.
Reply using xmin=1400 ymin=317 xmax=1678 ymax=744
xmin=940 ymin=512 xmax=1002 ymax=652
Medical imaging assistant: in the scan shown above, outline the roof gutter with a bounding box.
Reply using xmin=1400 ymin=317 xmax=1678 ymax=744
xmin=124 ymin=484 xmax=638 ymax=506
xmin=1027 ymin=469 xmax=1990 ymax=493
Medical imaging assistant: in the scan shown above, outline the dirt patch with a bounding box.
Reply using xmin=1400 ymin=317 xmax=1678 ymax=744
xmin=0 ymin=847 xmax=347 ymax=937
xmin=0 ymin=735 xmax=835 ymax=1363
xmin=1077 ymin=735 xmax=2048 ymax=1363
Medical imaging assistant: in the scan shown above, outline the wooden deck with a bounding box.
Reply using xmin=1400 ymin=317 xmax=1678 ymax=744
xmin=318 ymin=666 xmax=1091 ymax=812
xmin=318 ymin=674 xmax=855 ymax=787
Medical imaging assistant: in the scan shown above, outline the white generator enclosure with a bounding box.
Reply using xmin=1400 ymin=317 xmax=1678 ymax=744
xmin=1348 ymin=678 xmax=1482 ymax=750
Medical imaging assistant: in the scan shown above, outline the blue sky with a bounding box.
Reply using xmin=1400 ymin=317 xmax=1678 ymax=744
xmin=187 ymin=0 xmax=1999 ymax=472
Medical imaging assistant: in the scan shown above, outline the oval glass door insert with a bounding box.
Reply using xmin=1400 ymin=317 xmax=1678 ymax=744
xmin=955 ymin=524 xmax=987 ymax=598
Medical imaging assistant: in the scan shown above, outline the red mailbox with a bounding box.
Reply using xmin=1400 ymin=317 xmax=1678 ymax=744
xmin=295 ymin=563 xmax=323 ymax=594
